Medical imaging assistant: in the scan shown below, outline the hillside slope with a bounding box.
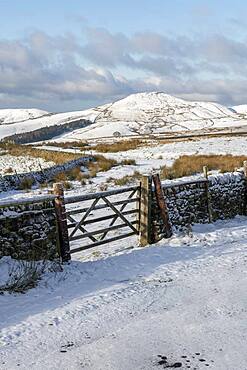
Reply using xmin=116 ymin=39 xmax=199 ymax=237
xmin=59 ymin=92 xmax=246 ymax=140
xmin=232 ymin=105 xmax=247 ymax=115
xmin=0 ymin=109 xmax=49 ymax=125
xmin=1 ymin=92 xmax=247 ymax=141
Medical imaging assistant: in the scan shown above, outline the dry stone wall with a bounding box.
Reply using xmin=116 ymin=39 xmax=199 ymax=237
xmin=0 ymin=197 xmax=59 ymax=260
xmin=209 ymin=173 xmax=246 ymax=220
xmin=153 ymin=172 xmax=246 ymax=237
xmin=0 ymin=157 xmax=90 ymax=192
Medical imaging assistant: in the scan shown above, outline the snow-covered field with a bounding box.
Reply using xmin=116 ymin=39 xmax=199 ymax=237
xmin=0 ymin=154 xmax=54 ymax=175
xmin=89 ymin=136 xmax=247 ymax=170
xmin=1 ymin=217 xmax=247 ymax=369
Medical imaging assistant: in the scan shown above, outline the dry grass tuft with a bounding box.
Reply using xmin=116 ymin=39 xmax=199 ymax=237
xmin=93 ymin=139 xmax=144 ymax=153
xmin=108 ymin=170 xmax=142 ymax=186
xmin=0 ymin=143 xmax=83 ymax=164
xmin=120 ymin=159 xmax=136 ymax=166
xmin=160 ymin=154 xmax=247 ymax=179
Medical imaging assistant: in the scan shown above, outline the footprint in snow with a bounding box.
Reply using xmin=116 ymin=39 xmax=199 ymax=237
xmin=156 ymin=352 xmax=214 ymax=368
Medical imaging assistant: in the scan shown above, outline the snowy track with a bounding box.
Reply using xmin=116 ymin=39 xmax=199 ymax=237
xmin=1 ymin=217 xmax=247 ymax=369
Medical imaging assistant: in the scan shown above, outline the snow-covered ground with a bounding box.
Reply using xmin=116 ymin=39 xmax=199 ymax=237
xmin=1 ymin=217 xmax=247 ymax=369
xmin=1 ymin=135 xmax=247 ymax=204
xmin=0 ymin=154 xmax=54 ymax=175
xmin=90 ymin=135 xmax=247 ymax=169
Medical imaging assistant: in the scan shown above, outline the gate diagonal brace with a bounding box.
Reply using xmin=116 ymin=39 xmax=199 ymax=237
xmin=67 ymin=213 xmax=97 ymax=242
xmin=101 ymin=196 xmax=138 ymax=234
xmin=100 ymin=188 xmax=138 ymax=240
xmin=69 ymin=197 xmax=100 ymax=240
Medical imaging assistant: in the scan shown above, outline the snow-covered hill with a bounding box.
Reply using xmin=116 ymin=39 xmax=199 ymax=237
xmin=0 ymin=109 xmax=49 ymax=125
xmin=231 ymin=104 xmax=247 ymax=115
xmin=0 ymin=109 xmax=96 ymax=140
xmin=1 ymin=92 xmax=247 ymax=141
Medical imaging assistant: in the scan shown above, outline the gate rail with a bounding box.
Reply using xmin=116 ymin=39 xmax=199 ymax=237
xmin=64 ymin=186 xmax=140 ymax=255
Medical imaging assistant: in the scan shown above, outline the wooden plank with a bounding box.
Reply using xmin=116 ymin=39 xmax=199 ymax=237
xmin=67 ymin=209 xmax=138 ymax=228
xmin=65 ymin=186 xmax=140 ymax=204
xmin=69 ymin=220 xmax=139 ymax=242
xmin=152 ymin=173 xmax=173 ymax=238
xmin=66 ymin=197 xmax=139 ymax=216
xmin=53 ymin=183 xmax=71 ymax=262
xmin=70 ymin=232 xmax=136 ymax=254
xmin=139 ymin=175 xmax=152 ymax=246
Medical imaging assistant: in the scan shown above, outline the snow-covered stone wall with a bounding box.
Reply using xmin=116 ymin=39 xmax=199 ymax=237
xmin=0 ymin=157 xmax=89 ymax=192
xmin=154 ymin=172 xmax=246 ymax=237
xmin=0 ymin=197 xmax=59 ymax=260
xmin=209 ymin=173 xmax=246 ymax=220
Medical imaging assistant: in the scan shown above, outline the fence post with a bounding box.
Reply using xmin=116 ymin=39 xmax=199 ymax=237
xmin=152 ymin=173 xmax=172 ymax=238
xmin=139 ymin=175 xmax=153 ymax=246
xmin=53 ymin=183 xmax=71 ymax=262
xmin=203 ymin=166 xmax=213 ymax=223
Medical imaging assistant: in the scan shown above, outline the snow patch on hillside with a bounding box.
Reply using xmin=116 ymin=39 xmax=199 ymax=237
xmin=231 ymin=104 xmax=247 ymax=115
xmin=0 ymin=109 xmax=49 ymax=125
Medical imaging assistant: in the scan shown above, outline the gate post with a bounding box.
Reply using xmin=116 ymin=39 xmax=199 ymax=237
xmin=53 ymin=183 xmax=71 ymax=262
xmin=139 ymin=175 xmax=153 ymax=246
xmin=152 ymin=173 xmax=173 ymax=238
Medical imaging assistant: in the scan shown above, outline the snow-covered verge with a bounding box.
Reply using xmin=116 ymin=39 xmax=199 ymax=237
xmin=0 ymin=217 xmax=247 ymax=369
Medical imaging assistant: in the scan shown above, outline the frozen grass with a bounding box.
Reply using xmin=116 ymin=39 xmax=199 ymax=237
xmin=160 ymin=154 xmax=247 ymax=179
xmin=93 ymin=139 xmax=144 ymax=153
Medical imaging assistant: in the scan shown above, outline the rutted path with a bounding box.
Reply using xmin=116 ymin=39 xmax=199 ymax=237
xmin=1 ymin=217 xmax=247 ymax=369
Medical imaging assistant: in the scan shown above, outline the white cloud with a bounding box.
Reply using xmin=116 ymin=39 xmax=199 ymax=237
xmin=1 ymin=27 xmax=247 ymax=110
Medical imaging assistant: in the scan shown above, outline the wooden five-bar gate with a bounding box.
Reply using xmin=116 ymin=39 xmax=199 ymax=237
xmin=53 ymin=174 xmax=170 ymax=262
xmin=53 ymin=183 xmax=146 ymax=261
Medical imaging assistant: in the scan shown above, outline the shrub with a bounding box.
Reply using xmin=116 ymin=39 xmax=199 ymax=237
xmin=0 ymin=260 xmax=46 ymax=294
xmin=3 ymin=167 xmax=13 ymax=174
xmin=112 ymin=171 xmax=142 ymax=186
xmin=0 ymin=259 xmax=62 ymax=294
xmin=62 ymin=181 xmax=72 ymax=190
xmin=18 ymin=177 xmax=34 ymax=190
xmin=120 ymin=159 xmax=136 ymax=165
xmin=1 ymin=143 xmax=83 ymax=164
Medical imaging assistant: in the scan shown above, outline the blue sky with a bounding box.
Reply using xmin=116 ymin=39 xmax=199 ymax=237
xmin=0 ymin=0 xmax=247 ymax=111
